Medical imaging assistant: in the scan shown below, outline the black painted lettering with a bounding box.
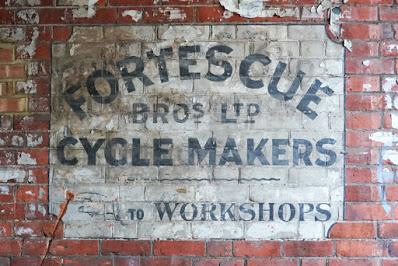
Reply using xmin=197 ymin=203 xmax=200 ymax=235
xmin=132 ymin=138 xmax=150 ymax=166
xmin=221 ymin=103 xmax=237 ymax=123
xmin=132 ymin=103 xmax=149 ymax=123
xmin=147 ymin=47 xmax=173 ymax=83
xmin=117 ymin=56 xmax=154 ymax=93
xmin=268 ymin=62 xmax=305 ymax=101
xmin=293 ymin=139 xmax=313 ymax=166
xmin=220 ymin=203 xmax=236 ymax=221
xmin=193 ymin=103 xmax=204 ymax=119
xmin=80 ymin=138 xmax=105 ymax=165
xmin=200 ymin=203 xmax=218 ymax=221
xmin=63 ymin=85 xmax=86 ymax=120
xmin=205 ymin=45 xmax=233 ymax=82
xmin=180 ymin=203 xmax=198 ymax=221
xmin=239 ymin=203 xmax=256 ymax=221
xmin=155 ymin=202 xmax=179 ymax=221
xmin=105 ymin=138 xmax=127 ymax=166
xmin=259 ymin=203 xmax=274 ymax=221
xmin=179 ymin=45 xmax=200 ymax=80
xmin=219 ymin=137 xmax=242 ymax=165
xmin=239 ymin=54 xmax=271 ymax=89
xmin=272 ymin=139 xmax=289 ymax=166
xmin=315 ymin=203 xmax=332 ymax=221
xmin=315 ymin=138 xmax=337 ymax=167
xmin=188 ymin=138 xmax=216 ymax=165
xmin=57 ymin=137 xmax=78 ymax=165
xmin=173 ymin=104 xmax=189 ymax=123
xmin=299 ymin=203 xmax=314 ymax=221
xmin=247 ymin=138 xmax=270 ymax=165
xmin=153 ymin=103 xmax=169 ymax=123
xmin=86 ymin=70 xmax=119 ymax=104
xmin=246 ymin=103 xmax=260 ymax=123
xmin=153 ymin=138 xmax=173 ymax=166
xmin=297 ymin=79 xmax=334 ymax=120
xmin=278 ymin=203 xmax=296 ymax=222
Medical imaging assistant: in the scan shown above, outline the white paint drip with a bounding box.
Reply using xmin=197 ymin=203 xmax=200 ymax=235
xmin=122 ymin=10 xmax=143 ymax=22
xmin=72 ymin=0 xmax=98 ymax=18
xmin=17 ymin=152 xmax=37 ymax=165
xmin=17 ymin=27 xmax=39 ymax=59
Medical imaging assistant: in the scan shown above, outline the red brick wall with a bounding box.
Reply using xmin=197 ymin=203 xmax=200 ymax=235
xmin=0 ymin=0 xmax=398 ymax=265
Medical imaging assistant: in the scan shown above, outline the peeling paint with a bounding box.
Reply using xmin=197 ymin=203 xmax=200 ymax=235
xmin=161 ymin=7 xmax=187 ymax=20
xmin=27 ymin=134 xmax=43 ymax=147
xmin=11 ymin=135 xmax=24 ymax=147
xmin=0 ymin=169 xmax=25 ymax=182
xmin=362 ymin=60 xmax=370 ymax=66
xmin=16 ymin=80 xmax=37 ymax=94
xmin=17 ymin=27 xmax=39 ymax=59
xmin=222 ymin=10 xmax=234 ymax=19
xmin=17 ymin=152 xmax=37 ymax=165
xmin=15 ymin=227 xmax=35 ymax=236
xmin=122 ymin=10 xmax=143 ymax=22
xmin=160 ymin=26 xmax=208 ymax=43
xmin=17 ymin=9 xmax=39 ymax=24
xmin=343 ymin=39 xmax=352 ymax=52
xmin=382 ymin=77 xmax=398 ymax=92
xmin=219 ymin=0 xmax=298 ymax=18
xmin=0 ymin=28 xmax=25 ymax=42
xmin=0 ymin=186 xmax=9 ymax=195
xmin=72 ymin=0 xmax=98 ymax=18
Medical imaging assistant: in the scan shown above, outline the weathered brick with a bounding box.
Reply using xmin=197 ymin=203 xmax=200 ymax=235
xmin=154 ymin=241 xmax=205 ymax=256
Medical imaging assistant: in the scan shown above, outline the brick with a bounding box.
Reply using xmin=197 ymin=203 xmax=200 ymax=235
xmin=301 ymin=259 xmax=326 ymax=266
xmin=53 ymin=26 xmax=72 ymax=41
xmin=207 ymin=241 xmax=232 ymax=257
xmin=109 ymin=0 xmax=155 ymax=5
xmin=49 ymin=240 xmax=99 ymax=256
xmin=0 ymin=98 xmax=27 ymax=112
xmin=13 ymin=114 xmax=50 ymax=130
xmin=0 ymin=185 xmax=14 ymax=202
xmin=345 ymin=185 xmax=380 ymax=201
xmin=346 ymin=42 xmax=379 ymax=57
xmin=389 ymin=242 xmax=398 ymax=256
xmin=336 ymin=240 xmax=387 ymax=257
xmin=346 ymin=112 xmax=381 ymax=129
xmin=194 ymin=258 xmax=244 ymax=266
xmin=346 ymin=168 xmax=376 ymax=184
xmin=345 ymin=203 xmax=393 ymax=220
xmin=0 ymin=222 xmax=12 ymax=237
xmin=379 ymin=223 xmax=398 ymax=238
xmin=386 ymin=185 xmax=398 ymax=201
xmin=346 ymin=58 xmax=395 ymax=74
xmin=21 ymin=239 xmax=47 ymax=255
xmin=197 ymin=6 xmax=246 ymax=23
xmin=341 ymin=24 xmax=381 ymax=40
xmin=284 ymin=241 xmax=333 ymax=257
xmin=16 ymin=185 xmax=47 ymax=203
xmin=0 ymin=150 xmax=16 ymax=165
xmin=102 ymin=240 xmax=150 ymax=256
xmin=142 ymin=7 xmax=195 ymax=23
xmin=381 ymin=40 xmax=398 ymax=56
xmin=24 ymin=202 xmax=48 ymax=220
xmin=28 ymin=97 xmax=50 ymax=112
xmin=346 ymin=76 xmax=379 ymax=93
xmin=0 ymin=240 xmax=21 ymax=256
xmin=329 ymin=258 xmax=378 ymax=266
xmin=38 ymin=8 xmax=67 ymax=24
xmin=0 ymin=47 xmax=13 ymax=62
xmin=0 ymin=64 xmax=25 ymax=79
xmin=10 ymin=258 xmax=61 ymax=266
xmin=62 ymin=258 xmax=113 ymax=266
xmin=346 ymin=95 xmax=385 ymax=111
xmin=0 ymin=115 xmax=12 ymax=130
xmin=381 ymin=6 xmax=398 ymax=21
xmin=0 ymin=10 xmax=13 ymax=24
xmin=27 ymin=167 xmax=49 ymax=183
xmin=69 ymin=8 xmax=118 ymax=24
xmin=17 ymin=150 xmax=48 ymax=165
xmin=383 ymin=259 xmax=398 ymax=266
xmin=154 ymin=241 xmax=205 ymax=256
xmin=141 ymin=258 xmax=192 ymax=266
xmin=114 ymin=257 xmax=140 ymax=266
xmin=247 ymin=258 xmax=298 ymax=266
xmin=341 ymin=6 xmax=378 ymax=21
xmin=329 ymin=222 xmax=376 ymax=238
xmin=233 ymin=241 xmax=280 ymax=257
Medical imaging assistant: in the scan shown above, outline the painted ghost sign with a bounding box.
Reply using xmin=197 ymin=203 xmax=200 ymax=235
xmin=50 ymin=25 xmax=344 ymax=239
